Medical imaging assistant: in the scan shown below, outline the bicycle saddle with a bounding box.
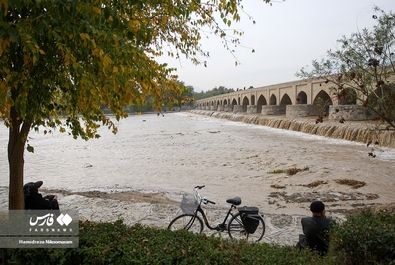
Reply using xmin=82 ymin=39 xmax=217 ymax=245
xmin=226 ymin=196 xmax=241 ymax=205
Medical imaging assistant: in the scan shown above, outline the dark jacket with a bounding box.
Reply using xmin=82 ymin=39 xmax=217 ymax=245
xmin=301 ymin=216 xmax=331 ymax=254
xmin=24 ymin=192 xmax=54 ymax=210
xmin=23 ymin=183 xmax=58 ymax=210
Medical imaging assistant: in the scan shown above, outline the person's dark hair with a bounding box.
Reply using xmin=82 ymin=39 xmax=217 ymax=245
xmin=23 ymin=181 xmax=43 ymax=195
xmin=310 ymin=200 xmax=325 ymax=213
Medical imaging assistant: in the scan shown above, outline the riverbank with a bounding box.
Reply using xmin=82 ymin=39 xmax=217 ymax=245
xmin=1 ymin=112 xmax=394 ymax=246
xmin=190 ymin=110 xmax=395 ymax=148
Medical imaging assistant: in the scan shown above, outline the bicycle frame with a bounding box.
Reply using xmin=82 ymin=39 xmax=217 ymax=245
xmin=170 ymin=186 xmax=265 ymax=243
xmin=192 ymin=195 xmax=237 ymax=232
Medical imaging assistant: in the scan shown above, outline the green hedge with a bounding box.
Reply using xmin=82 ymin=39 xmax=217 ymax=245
xmin=6 ymin=220 xmax=324 ymax=265
xmin=329 ymin=210 xmax=395 ymax=265
xmin=4 ymin=209 xmax=394 ymax=265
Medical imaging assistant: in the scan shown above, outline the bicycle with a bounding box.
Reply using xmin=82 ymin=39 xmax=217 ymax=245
xmin=167 ymin=185 xmax=265 ymax=242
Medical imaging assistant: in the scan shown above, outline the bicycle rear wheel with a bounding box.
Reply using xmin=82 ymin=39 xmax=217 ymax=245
xmin=168 ymin=214 xmax=204 ymax=234
xmin=228 ymin=212 xmax=265 ymax=243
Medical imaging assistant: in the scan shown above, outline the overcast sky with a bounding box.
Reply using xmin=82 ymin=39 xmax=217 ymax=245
xmin=158 ymin=0 xmax=394 ymax=92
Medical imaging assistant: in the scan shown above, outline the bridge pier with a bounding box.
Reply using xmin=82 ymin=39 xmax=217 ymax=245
xmin=261 ymin=105 xmax=286 ymax=115
xmin=233 ymin=105 xmax=245 ymax=113
xmin=233 ymin=105 xmax=247 ymax=113
xmin=224 ymin=105 xmax=233 ymax=112
xmin=247 ymin=105 xmax=258 ymax=114
xmin=286 ymin=105 xmax=320 ymax=119
xmin=217 ymin=105 xmax=225 ymax=111
xmin=329 ymin=105 xmax=377 ymax=121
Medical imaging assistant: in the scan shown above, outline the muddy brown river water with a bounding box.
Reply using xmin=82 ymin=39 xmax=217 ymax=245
xmin=1 ymin=112 xmax=394 ymax=245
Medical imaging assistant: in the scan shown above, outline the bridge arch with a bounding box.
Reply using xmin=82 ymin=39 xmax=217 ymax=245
xmin=297 ymin=91 xmax=308 ymax=104
xmin=223 ymin=99 xmax=228 ymax=105
xmin=231 ymin=98 xmax=237 ymax=105
xmin=313 ymin=90 xmax=333 ymax=115
xmin=338 ymin=88 xmax=357 ymax=105
xmin=366 ymin=87 xmax=388 ymax=107
xmin=242 ymin=96 xmax=249 ymax=106
xmin=257 ymin=95 xmax=267 ymax=113
xmin=251 ymin=95 xmax=255 ymax=105
xmin=269 ymin=94 xmax=277 ymax=105
xmin=280 ymin=93 xmax=292 ymax=106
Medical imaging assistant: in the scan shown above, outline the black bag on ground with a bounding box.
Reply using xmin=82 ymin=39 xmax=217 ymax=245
xmin=238 ymin=206 xmax=260 ymax=234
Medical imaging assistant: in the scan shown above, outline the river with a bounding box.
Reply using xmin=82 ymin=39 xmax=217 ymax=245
xmin=1 ymin=112 xmax=394 ymax=245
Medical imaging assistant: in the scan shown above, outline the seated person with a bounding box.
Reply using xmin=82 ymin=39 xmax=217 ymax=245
xmin=299 ymin=200 xmax=332 ymax=255
xmin=23 ymin=181 xmax=59 ymax=210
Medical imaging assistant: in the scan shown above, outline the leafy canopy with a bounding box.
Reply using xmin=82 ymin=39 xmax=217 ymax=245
xmin=298 ymin=8 xmax=395 ymax=128
xmin=0 ymin=0 xmax=270 ymax=140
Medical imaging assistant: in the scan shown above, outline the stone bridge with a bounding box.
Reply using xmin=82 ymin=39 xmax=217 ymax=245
xmin=195 ymin=79 xmax=373 ymax=120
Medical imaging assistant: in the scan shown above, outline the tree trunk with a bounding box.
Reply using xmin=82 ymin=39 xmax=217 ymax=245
xmin=8 ymin=108 xmax=31 ymax=210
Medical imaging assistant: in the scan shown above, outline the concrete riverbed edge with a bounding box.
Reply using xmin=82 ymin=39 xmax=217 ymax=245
xmin=190 ymin=110 xmax=395 ymax=148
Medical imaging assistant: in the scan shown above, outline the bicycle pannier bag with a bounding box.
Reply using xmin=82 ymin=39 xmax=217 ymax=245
xmin=239 ymin=207 xmax=260 ymax=234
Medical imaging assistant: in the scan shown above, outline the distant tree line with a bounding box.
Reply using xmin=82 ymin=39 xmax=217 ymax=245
xmin=193 ymin=86 xmax=235 ymax=100
xmin=101 ymin=82 xmax=195 ymax=113
xmin=106 ymin=84 xmax=239 ymax=112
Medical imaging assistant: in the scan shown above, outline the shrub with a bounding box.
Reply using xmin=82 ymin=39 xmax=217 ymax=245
xmin=329 ymin=209 xmax=395 ymax=265
xmin=5 ymin=210 xmax=394 ymax=264
xmin=5 ymin=220 xmax=325 ymax=265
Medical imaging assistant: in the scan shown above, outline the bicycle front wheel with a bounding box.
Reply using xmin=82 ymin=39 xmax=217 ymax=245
xmin=168 ymin=214 xmax=204 ymax=234
xmin=228 ymin=212 xmax=265 ymax=243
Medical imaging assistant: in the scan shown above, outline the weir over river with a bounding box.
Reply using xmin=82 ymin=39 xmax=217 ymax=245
xmin=1 ymin=113 xmax=394 ymax=244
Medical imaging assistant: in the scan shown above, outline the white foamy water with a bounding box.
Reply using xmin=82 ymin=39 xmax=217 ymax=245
xmin=220 ymin=118 xmax=395 ymax=160
xmin=1 ymin=112 xmax=394 ymax=245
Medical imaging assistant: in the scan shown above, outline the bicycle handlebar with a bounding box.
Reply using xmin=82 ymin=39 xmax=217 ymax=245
xmin=193 ymin=185 xmax=216 ymax=205
xmin=205 ymin=199 xmax=216 ymax=205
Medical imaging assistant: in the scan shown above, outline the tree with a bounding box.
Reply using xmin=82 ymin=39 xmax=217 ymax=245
xmin=0 ymin=0 xmax=270 ymax=209
xmin=173 ymin=83 xmax=194 ymax=109
xmin=193 ymin=86 xmax=235 ymax=100
xmin=298 ymin=8 xmax=395 ymax=128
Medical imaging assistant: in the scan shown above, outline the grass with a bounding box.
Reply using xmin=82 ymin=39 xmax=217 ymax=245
xmin=270 ymin=184 xmax=286 ymax=189
xmin=303 ymin=180 xmax=327 ymax=188
xmin=269 ymin=167 xmax=310 ymax=176
xmin=335 ymin=179 xmax=366 ymax=189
